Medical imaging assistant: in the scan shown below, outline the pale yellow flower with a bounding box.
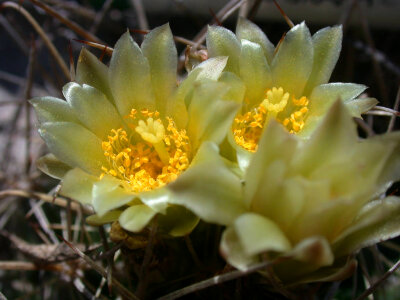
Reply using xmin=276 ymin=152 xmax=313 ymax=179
xmin=170 ymin=100 xmax=400 ymax=283
xmin=32 ymin=24 xmax=238 ymax=236
xmin=206 ymin=19 xmax=377 ymax=169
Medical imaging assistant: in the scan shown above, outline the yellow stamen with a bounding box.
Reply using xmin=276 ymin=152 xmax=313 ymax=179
xmin=232 ymin=86 xmax=310 ymax=152
xmin=101 ymin=111 xmax=191 ymax=193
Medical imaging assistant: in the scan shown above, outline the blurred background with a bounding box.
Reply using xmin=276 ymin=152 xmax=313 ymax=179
xmin=0 ymin=0 xmax=399 ymax=299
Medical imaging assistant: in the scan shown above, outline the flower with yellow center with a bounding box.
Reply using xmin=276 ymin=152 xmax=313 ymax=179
xmin=169 ymin=100 xmax=400 ymax=283
xmin=31 ymin=24 xmax=239 ymax=236
xmin=206 ymin=19 xmax=378 ymax=167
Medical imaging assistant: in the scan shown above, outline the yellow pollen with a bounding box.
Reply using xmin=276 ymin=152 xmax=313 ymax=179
xmin=232 ymin=86 xmax=310 ymax=152
xmin=101 ymin=110 xmax=191 ymax=193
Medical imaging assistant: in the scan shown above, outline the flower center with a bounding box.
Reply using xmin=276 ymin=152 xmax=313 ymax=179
xmin=232 ymin=87 xmax=309 ymax=152
xmin=101 ymin=109 xmax=191 ymax=192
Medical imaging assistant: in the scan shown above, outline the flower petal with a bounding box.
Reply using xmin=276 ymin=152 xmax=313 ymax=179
xmin=30 ymin=96 xmax=79 ymax=124
xmin=36 ymin=154 xmax=72 ymax=179
xmin=227 ymin=130 xmax=252 ymax=171
xmin=187 ymin=80 xmax=238 ymax=150
xmin=206 ymin=26 xmax=241 ymax=74
xmin=200 ymin=99 xmax=239 ymax=146
xmin=220 ymin=226 xmax=258 ymax=270
xmin=333 ymin=197 xmax=400 ymax=257
xmin=86 ymin=210 xmax=123 ymax=226
xmin=260 ymin=237 xmax=335 ymax=284
xmin=234 ymin=213 xmax=292 ymax=256
xmin=142 ymin=23 xmax=177 ymax=116
xmin=345 ymin=97 xmax=378 ymax=118
xmin=289 ymin=236 xmax=334 ymax=266
xmin=290 ymin=197 xmax=359 ymax=244
xmin=245 ymin=121 xmax=296 ymax=206
xmin=119 ymin=204 xmax=157 ymax=232
xmin=157 ymin=205 xmax=199 ymax=237
xmin=303 ymin=26 xmax=342 ymax=95
xmin=63 ymin=82 xmax=123 ymax=139
xmin=218 ymin=71 xmax=246 ymax=103
xmin=168 ymin=142 xmax=245 ymax=226
xmin=256 ymin=176 xmax=305 ymax=233
xmin=139 ymin=187 xmax=169 ymax=214
xmin=109 ymin=31 xmax=155 ymax=116
xmin=271 ymin=22 xmax=313 ymax=97
xmin=236 ymin=17 xmax=275 ymax=64
xmin=375 ymin=131 xmax=400 ymax=187
xmin=92 ymin=175 xmax=136 ymax=216
xmin=295 ymin=100 xmax=357 ymax=175
xmin=278 ymin=257 xmax=357 ymax=285
xmin=60 ymin=168 xmax=97 ymax=205
xmin=76 ymin=47 xmax=114 ymax=103
xmin=239 ymin=40 xmax=272 ymax=107
xmin=193 ymin=56 xmax=228 ymax=81
xmin=295 ymin=258 xmax=357 ymax=284
xmin=308 ymin=82 xmax=367 ymax=117
xmin=39 ymin=122 xmax=106 ymax=174
xmin=165 ymin=57 xmax=229 ymax=129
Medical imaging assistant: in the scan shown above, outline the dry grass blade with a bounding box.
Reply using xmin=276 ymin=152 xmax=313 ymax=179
xmin=374 ymin=106 xmax=400 ymax=115
xmin=0 ymin=189 xmax=93 ymax=214
xmin=0 ymin=70 xmax=48 ymax=95
xmin=68 ymin=42 xmax=75 ymax=82
xmin=355 ymin=118 xmax=375 ymax=137
xmin=24 ymin=40 xmax=35 ymax=177
xmin=98 ymin=225 xmax=113 ymax=294
xmin=339 ymin=0 xmax=357 ymax=31
xmin=42 ymin=0 xmax=96 ymax=20
xmin=358 ymin=3 xmax=389 ymax=107
xmin=177 ymin=0 xmax=245 ymax=70
xmin=247 ymin=0 xmax=262 ymax=20
xmin=90 ymin=0 xmax=114 ymax=34
xmin=0 ymin=15 xmax=28 ymax=55
xmin=184 ymin=235 xmax=203 ymax=270
xmin=29 ymin=197 xmax=59 ymax=244
xmin=28 ymin=0 xmax=102 ymax=43
xmin=61 ymin=237 xmax=140 ymax=300
xmin=0 ymin=230 xmax=98 ymax=263
xmin=0 ymin=261 xmax=61 ymax=271
xmin=0 ymin=1 xmax=69 ymax=79
xmin=157 ymin=258 xmax=287 ymax=300
xmin=387 ymin=86 xmax=400 ymax=132
xmin=355 ymin=258 xmax=400 ymax=300
xmin=0 ymin=291 xmax=6 ymax=300
xmin=191 ymin=0 xmax=245 ymax=48
xmin=136 ymin=221 xmax=157 ymax=298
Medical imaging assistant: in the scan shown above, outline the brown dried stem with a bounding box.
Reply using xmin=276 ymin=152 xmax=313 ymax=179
xmin=272 ymin=0 xmax=294 ymax=28
xmin=24 ymin=40 xmax=36 ymax=177
xmin=0 ymin=261 xmax=62 ymax=271
xmin=62 ymin=238 xmax=140 ymax=300
xmin=387 ymin=86 xmax=400 ymax=132
xmin=27 ymin=0 xmax=102 ymax=43
xmin=0 ymin=1 xmax=69 ymax=79
xmin=158 ymin=258 xmax=288 ymax=300
xmin=0 ymin=189 xmax=93 ymax=215
xmin=355 ymin=258 xmax=400 ymax=300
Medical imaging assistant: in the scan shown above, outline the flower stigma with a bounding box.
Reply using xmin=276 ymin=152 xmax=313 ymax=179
xmin=232 ymin=87 xmax=309 ymax=152
xmin=101 ymin=109 xmax=191 ymax=192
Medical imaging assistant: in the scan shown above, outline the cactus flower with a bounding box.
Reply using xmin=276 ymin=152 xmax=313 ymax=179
xmin=206 ymin=19 xmax=378 ymax=169
xmin=31 ymin=24 xmax=238 ymax=236
xmin=169 ymin=100 xmax=400 ymax=282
